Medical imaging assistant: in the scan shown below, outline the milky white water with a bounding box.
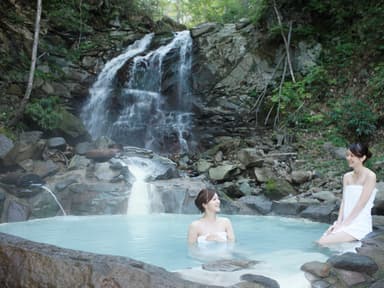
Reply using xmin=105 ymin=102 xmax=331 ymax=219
xmin=0 ymin=214 xmax=333 ymax=288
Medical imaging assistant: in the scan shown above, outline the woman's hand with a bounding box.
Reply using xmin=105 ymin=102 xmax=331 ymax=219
xmin=324 ymin=221 xmax=342 ymax=236
xmin=331 ymin=222 xmax=344 ymax=233
xmin=205 ymin=234 xmax=226 ymax=242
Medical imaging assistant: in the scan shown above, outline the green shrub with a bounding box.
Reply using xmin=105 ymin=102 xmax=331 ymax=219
xmin=329 ymin=96 xmax=378 ymax=142
xmin=269 ymin=66 xmax=329 ymax=127
xmin=25 ymin=96 xmax=64 ymax=130
xmin=369 ymin=63 xmax=384 ymax=115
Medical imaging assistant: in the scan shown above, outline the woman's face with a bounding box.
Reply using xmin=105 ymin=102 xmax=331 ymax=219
xmin=346 ymin=149 xmax=365 ymax=168
xmin=204 ymin=193 xmax=221 ymax=213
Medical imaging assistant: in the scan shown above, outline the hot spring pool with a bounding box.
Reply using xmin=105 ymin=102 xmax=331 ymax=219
xmin=0 ymin=214 xmax=332 ymax=287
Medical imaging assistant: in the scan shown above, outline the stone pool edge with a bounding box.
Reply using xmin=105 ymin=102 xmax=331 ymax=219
xmin=1 ymin=227 xmax=384 ymax=288
xmin=0 ymin=232 xmax=217 ymax=288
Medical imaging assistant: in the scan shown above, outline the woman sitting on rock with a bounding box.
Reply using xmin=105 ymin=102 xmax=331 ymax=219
xmin=318 ymin=143 xmax=377 ymax=245
xmin=188 ymin=188 xmax=235 ymax=245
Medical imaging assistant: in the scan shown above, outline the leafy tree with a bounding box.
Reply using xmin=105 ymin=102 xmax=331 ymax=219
xmin=9 ymin=0 xmax=42 ymax=127
xmin=180 ymin=0 xmax=266 ymax=25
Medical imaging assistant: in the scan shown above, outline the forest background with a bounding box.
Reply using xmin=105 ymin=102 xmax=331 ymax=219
xmin=1 ymin=0 xmax=384 ymax=179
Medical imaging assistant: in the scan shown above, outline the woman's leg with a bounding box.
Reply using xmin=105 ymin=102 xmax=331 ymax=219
xmin=317 ymin=231 xmax=357 ymax=245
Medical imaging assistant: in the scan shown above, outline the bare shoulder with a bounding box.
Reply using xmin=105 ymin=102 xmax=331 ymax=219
xmin=189 ymin=219 xmax=201 ymax=229
xmin=365 ymin=168 xmax=376 ymax=181
xmin=343 ymin=171 xmax=353 ymax=183
xmin=218 ymin=216 xmax=232 ymax=225
xmin=344 ymin=171 xmax=353 ymax=179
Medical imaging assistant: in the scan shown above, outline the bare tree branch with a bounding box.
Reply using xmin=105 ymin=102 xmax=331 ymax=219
xmin=9 ymin=0 xmax=42 ymax=127
xmin=272 ymin=0 xmax=295 ymax=83
xmin=249 ymin=54 xmax=285 ymax=125
xmin=273 ymin=57 xmax=288 ymax=128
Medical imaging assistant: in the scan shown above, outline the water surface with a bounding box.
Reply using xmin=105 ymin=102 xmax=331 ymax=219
xmin=0 ymin=214 xmax=331 ymax=287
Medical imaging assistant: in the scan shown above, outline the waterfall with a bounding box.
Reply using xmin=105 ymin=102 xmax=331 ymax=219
xmin=81 ymin=31 xmax=194 ymax=154
xmin=81 ymin=33 xmax=154 ymax=138
xmin=124 ymin=157 xmax=164 ymax=215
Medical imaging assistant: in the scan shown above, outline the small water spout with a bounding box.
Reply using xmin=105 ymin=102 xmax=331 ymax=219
xmin=31 ymin=184 xmax=67 ymax=216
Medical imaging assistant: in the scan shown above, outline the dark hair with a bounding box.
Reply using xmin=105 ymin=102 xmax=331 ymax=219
xmin=348 ymin=143 xmax=372 ymax=163
xmin=194 ymin=188 xmax=216 ymax=213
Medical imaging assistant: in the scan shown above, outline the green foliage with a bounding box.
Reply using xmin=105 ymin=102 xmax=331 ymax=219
xmin=270 ymin=66 xmax=330 ymax=127
xmin=25 ymin=96 xmax=64 ymax=130
xmin=7 ymin=9 xmax=26 ymax=25
xmin=265 ymin=179 xmax=276 ymax=191
xmin=368 ymin=63 xmax=384 ymax=114
xmin=329 ymin=97 xmax=378 ymax=142
xmin=181 ymin=0 xmax=267 ymax=26
xmin=44 ymin=1 xmax=92 ymax=33
xmin=326 ymin=132 xmax=348 ymax=148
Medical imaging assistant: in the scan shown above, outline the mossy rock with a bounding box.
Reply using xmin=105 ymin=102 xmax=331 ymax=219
xmin=264 ymin=178 xmax=297 ymax=200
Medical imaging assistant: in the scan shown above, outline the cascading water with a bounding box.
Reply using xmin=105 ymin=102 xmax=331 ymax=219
xmin=125 ymin=158 xmax=152 ymax=214
xmin=81 ymin=31 xmax=194 ymax=154
xmin=123 ymin=156 xmax=165 ymax=214
xmin=81 ymin=33 xmax=154 ymax=138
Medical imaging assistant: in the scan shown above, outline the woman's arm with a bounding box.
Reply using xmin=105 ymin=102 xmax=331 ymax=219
xmin=342 ymin=171 xmax=376 ymax=226
xmin=336 ymin=174 xmax=349 ymax=223
xmin=224 ymin=218 xmax=235 ymax=242
xmin=187 ymin=222 xmax=198 ymax=244
xmin=323 ymin=175 xmax=346 ymax=235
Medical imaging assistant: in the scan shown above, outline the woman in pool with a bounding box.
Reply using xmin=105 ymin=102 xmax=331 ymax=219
xmin=318 ymin=143 xmax=377 ymax=245
xmin=188 ymin=188 xmax=235 ymax=244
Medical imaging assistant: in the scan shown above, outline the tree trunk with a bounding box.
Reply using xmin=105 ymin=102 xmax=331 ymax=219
xmin=9 ymin=0 xmax=42 ymax=127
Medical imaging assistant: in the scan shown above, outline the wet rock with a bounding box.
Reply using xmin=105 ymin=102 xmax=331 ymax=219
xmin=327 ymin=252 xmax=378 ymax=275
xmin=75 ymin=141 xmax=94 ymax=155
xmin=93 ymin=162 xmax=121 ymax=182
xmin=332 ymin=268 xmax=371 ymax=287
xmin=85 ymin=149 xmax=119 ymax=162
xmin=312 ymin=191 xmax=338 ymax=203
xmin=28 ymin=160 xmax=60 ymax=178
xmin=68 ymin=155 xmax=91 ymax=170
xmin=300 ymin=203 xmax=337 ymax=223
xmin=29 ymin=189 xmax=66 ymax=218
xmin=240 ymin=274 xmax=280 ymax=288
xmin=0 ymin=232 xmax=211 ymax=288
xmin=69 ymin=182 xmax=129 ymax=215
xmin=272 ymin=195 xmax=320 ymax=216
xmin=202 ymin=259 xmax=258 ymax=272
xmin=54 ymin=177 xmax=79 ymax=191
xmin=356 ymin=246 xmax=384 ymax=276
xmin=237 ymin=195 xmax=272 ymax=215
xmin=151 ymin=177 xmax=206 ymax=213
xmin=311 ymin=280 xmax=331 ymax=288
xmin=301 ymin=261 xmax=331 ymax=278
xmin=153 ymin=167 xmax=180 ymax=180
xmin=3 ymin=200 xmax=30 ymax=222
xmin=47 ymin=137 xmax=67 ymax=151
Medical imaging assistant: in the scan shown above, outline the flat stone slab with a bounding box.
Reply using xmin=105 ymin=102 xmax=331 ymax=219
xmin=202 ymin=259 xmax=259 ymax=272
